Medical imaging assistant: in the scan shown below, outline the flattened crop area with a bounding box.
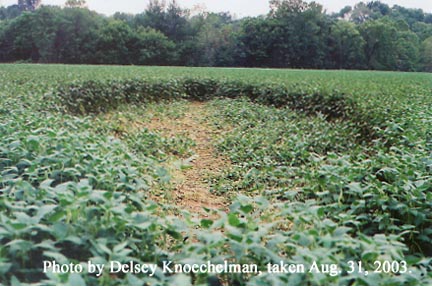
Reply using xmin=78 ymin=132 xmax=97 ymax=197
xmin=103 ymin=101 xmax=230 ymax=215
xmin=147 ymin=102 xmax=229 ymax=215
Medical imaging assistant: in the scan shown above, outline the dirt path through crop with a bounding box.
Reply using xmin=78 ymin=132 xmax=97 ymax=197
xmin=147 ymin=101 xmax=229 ymax=216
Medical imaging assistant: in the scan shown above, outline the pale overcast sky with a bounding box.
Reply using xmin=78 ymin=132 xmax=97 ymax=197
xmin=1 ymin=0 xmax=431 ymax=17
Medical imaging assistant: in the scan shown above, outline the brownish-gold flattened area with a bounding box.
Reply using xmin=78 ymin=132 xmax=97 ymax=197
xmin=146 ymin=101 xmax=229 ymax=216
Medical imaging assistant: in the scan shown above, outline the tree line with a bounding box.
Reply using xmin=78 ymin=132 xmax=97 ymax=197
xmin=0 ymin=0 xmax=431 ymax=71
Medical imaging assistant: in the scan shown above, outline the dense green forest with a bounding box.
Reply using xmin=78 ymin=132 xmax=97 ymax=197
xmin=1 ymin=0 xmax=432 ymax=71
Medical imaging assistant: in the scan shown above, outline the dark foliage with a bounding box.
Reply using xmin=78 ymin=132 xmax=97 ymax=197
xmin=0 ymin=0 xmax=431 ymax=71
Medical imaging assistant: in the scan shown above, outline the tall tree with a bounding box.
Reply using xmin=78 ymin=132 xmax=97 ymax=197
xmin=0 ymin=12 xmax=38 ymax=61
xmin=420 ymin=37 xmax=432 ymax=72
xmin=329 ymin=20 xmax=366 ymax=69
xmin=395 ymin=29 xmax=420 ymax=71
xmin=350 ymin=2 xmax=374 ymax=24
xmin=411 ymin=22 xmax=432 ymax=41
xmin=265 ymin=0 xmax=331 ymax=68
xmin=136 ymin=0 xmax=167 ymax=34
xmin=130 ymin=27 xmax=177 ymax=65
xmin=164 ymin=0 xmax=190 ymax=41
xmin=192 ymin=12 xmax=236 ymax=66
xmin=94 ymin=20 xmax=134 ymax=65
xmin=359 ymin=18 xmax=398 ymax=70
xmin=237 ymin=17 xmax=274 ymax=67
xmin=391 ymin=5 xmax=424 ymax=27
xmin=18 ymin=0 xmax=41 ymax=11
xmin=0 ymin=5 xmax=22 ymax=20
xmin=55 ymin=7 xmax=103 ymax=63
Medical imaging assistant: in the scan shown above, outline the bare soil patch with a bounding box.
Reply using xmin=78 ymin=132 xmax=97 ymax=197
xmin=145 ymin=101 xmax=229 ymax=215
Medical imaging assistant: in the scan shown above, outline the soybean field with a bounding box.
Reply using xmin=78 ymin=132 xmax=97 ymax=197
xmin=0 ymin=64 xmax=431 ymax=285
